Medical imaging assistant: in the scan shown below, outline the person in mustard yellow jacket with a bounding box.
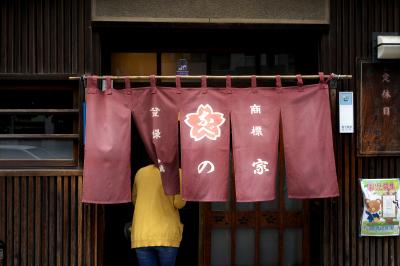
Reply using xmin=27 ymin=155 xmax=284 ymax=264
xmin=131 ymin=164 xmax=185 ymax=266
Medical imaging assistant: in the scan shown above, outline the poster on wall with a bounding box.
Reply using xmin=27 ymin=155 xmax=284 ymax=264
xmin=360 ymin=178 xmax=400 ymax=236
xmin=358 ymin=61 xmax=400 ymax=155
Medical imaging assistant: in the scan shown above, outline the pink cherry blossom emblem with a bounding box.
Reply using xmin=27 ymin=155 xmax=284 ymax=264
xmin=184 ymin=104 xmax=226 ymax=141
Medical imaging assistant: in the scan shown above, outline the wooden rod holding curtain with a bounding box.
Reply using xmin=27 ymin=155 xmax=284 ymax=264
xmin=68 ymin=74 xmax=352 ymax=80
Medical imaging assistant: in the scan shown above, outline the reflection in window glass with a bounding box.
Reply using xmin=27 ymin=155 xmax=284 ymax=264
xmin=211 ymin=202 xmax=230 ymax=211
xmin=260 ymin=53 xmax=295 ymax=75
xmin=111 ymin=53 xmax=157 ymax=76
xmin=260 ymin=229 xmax=279 ymax=266
xmin=210 ymin=53 xmax=256 ymax=75
xmin=161 ymin=53 xmax=206 ymax=76
xmin=236 ymin=229 xmax=255 ymax=266
xmin=211 ymin=229 xmax=231 ymax=266
xmin=0 ymin=90 xmax=73 ymax=109
xmin=284 ymin=229 xmax=302 ymax=266
xmin=0 ymin=114 xmax=74 ymax=134
xmin=236 ymin=202 xmax=255 ymax=211
xmin=0 ymin=140 xmax=73 ymax=160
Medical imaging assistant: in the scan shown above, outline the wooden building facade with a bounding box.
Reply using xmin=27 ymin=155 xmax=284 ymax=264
xmin=0 ymin=0 xmax=400 ymax=265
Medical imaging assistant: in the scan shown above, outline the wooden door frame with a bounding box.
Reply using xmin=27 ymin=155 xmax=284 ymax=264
xmin=200 ymin=123 xmax=311 ymax=266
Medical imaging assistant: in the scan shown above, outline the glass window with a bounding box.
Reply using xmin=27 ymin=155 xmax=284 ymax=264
xmin=284 ymin=229 xmax=303 ymax=266
xmin=161 ymin=53 xmax=206 ymax=76
xmin=0 ymin=89 xmax=73 ymax=109
xmin=211 ymin=229 xmax=231 ymax=266
xmin=236 ymin=229 xmax=255 ymax=266
xmin=260 ymin=229 xmax=279 ymax=266
xmin=0 ymin=140 xmax=73 ymax=160
xmin=111 ymin=53 xmax=157 ymax=76
xmin=210 ymin=53 xmax=256 ymax=75
xmin=237 ymin=202 xmax=255 ymax=211
xmin=0 ymin=114 xmax=74 ymax=134
xmin=260 ymin=53 xmax=295 ymax=75
xmin=211 ymin=202 xmax=230 ymax=211
xmin=0 ymin=81 xmax=80 ymax=167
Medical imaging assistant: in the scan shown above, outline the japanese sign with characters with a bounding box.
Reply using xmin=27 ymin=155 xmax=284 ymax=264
xmin=180 ymin=87 xmax=231 ymax=201
xmin=359 ymin=62 xmax=400 ymax=155
xmin=133 ymin=82 xmax=181 ymax=195
xmin=231 ymin=88 xmax=280 ymax=201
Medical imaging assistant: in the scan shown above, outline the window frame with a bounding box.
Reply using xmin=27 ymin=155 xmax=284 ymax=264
xmin=0 ymin=75 xmax=83 ymax=168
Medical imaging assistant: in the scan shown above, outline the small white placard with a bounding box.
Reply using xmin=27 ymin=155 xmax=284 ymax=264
xmin=339 ymin=92 xmax=354 ymax=133
xmin=382 ymin=195 xmax=396 ymax=218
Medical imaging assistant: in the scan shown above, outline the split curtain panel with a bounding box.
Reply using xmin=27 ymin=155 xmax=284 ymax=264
xmin=83 ymin=74 xmax=339 ymax=204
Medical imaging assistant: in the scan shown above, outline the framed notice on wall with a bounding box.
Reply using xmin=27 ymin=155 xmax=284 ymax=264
xmin=358 ymin=61 xmax=400 ymax=156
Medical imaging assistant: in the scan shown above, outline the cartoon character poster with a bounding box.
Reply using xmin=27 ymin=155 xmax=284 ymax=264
xmin=360 ymin=178 xmax=400 ymax=236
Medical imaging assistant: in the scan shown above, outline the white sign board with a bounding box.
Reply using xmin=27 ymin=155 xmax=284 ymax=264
xmin=339 ymin=92 xmax=354 ymax=133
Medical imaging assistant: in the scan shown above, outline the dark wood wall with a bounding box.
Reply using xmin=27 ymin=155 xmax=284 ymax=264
xmin=0 ymin=172 xmax=101 ymax=266
xmin=321 ymin=0 xmax=400 ymax=265
xmin=0 ymin=0 xmax=91 ymax=73
xmin=0 ymin=0 xmax=101 ymax=266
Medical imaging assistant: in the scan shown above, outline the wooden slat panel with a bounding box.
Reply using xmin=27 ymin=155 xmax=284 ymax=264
xmin=13 ymin=177 xmax=20 ymax=265
xmin=255 ymin=203 xmax=260 ymax=266
xmin=84 ymin=205 xmax=92 ymax=266
xmin=6 ymin=0 xmax=14 ymax=72
xmin=57 ymin=0 xmax=64 ymax=73
xmin=63 ymin=176 xmax=70 ymax=266
xmin=42 ymin=175 xmax=49 ymax=266
xmin=322 ymin=0 xmax=400 ymax=265
xmin=6 ymin=176 xmax=13 ymax=266
xmin=27 ymin=176 xmax=35 ymax=266
xmin=0 ymin=176 xmax=5 ymax=244
xmin=0 ymin=0 xmax=88 ymax=74
xmin=36 ymin=0 xmax=44 ymax=73
xmin=56 ymin=176 xmax=63 ymax=266
xmin=0 ymin=1 xmax=7 ymax=72
xmin=35 ymin=176 xmax=42 ymax=266
xmin=77 ymin=176 xmax=83 ymax=266
xmin=49 ymin=0 xmax=57 ymax=72
xmin=49 ymin=176 xmax=56 ymax=266
xmin=20 ymin=175 xmax=27 ymax=266
xmin=14 ymin=0 xmax=21 ymax=73
xmin=396 ymin=158 xmax=400 ymax=266
xmin=94 ymin=205 xmax=99 ymax=266
xmin=28 ymin=0 xmax=35 ymax=73
xmin=70 ymin=176 xmax=77 ymax=266
xmin=0 ymin=175 xmax=99 ymax=266
xmin=20 ymin=0 xmax=28 ymax=73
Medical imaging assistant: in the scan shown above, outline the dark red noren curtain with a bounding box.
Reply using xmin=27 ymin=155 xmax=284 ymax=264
xmin=132 ymin=76 xmax=180 ymax=195
xmin=231 ymin=77 xmax=280 ymax=202
xmin=83 ymin=74 xmax=339 ymax=203
xmin=280 ymin=76 xmax=339 ymax=198
xmin=231 ymin=75 xmax=339 ymax=201
xmin=179 ymin=77 xmax=231 ymax=201
xmin=83 ymin=77 xmax=142 ymax=203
